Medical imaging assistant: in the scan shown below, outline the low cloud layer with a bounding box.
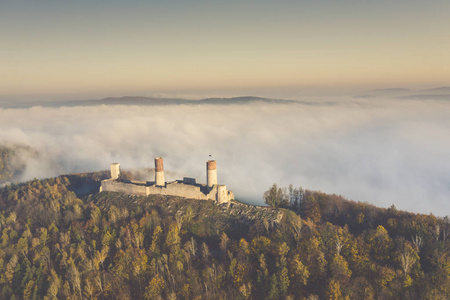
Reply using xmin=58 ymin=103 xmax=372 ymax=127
xmin=1 ymin=98 xmax=449 ymax=215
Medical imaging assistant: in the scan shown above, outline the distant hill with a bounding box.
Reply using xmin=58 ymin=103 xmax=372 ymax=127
xmin=99 ymin=96 xmax=189 ymax=105
xmin=198 ymin=96 xmax=296 ymax=104
xmin=355 ymin=86 xmax=450 ymax=100
xmin=368 ymin=88 xmax=412 ymax=95
xmin=355 ymin=88 xmax=412 ymax=98
xmin=419 ymin=87 xmax=450 ymax=94
xmin=100 ymin=96 xmax=296 ymax=105
xmin=0 ymin=96 xmax=297 ymax=109
xmin=396 ymin=94 xmax=450 ymax=100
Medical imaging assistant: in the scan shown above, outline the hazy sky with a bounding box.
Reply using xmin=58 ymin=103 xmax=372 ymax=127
xmin=1 ymin=0 xmax=449 ymax=99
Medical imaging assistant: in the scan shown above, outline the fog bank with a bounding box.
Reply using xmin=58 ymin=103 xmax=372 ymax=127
xmin=1 ymin=98 xmax=449 ymax=215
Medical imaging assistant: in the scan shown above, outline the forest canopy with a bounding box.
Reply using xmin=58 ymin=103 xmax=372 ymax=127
xmin=0 ymin=175 xmax=449 ymax=299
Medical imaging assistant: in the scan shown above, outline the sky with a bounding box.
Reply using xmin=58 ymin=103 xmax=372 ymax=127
xmin=1 ymin=0 xmax=449 ymax=100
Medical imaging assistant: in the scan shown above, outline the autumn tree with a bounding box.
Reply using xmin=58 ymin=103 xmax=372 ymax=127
xmin=264 ymin=183 xmax=288 ymax=208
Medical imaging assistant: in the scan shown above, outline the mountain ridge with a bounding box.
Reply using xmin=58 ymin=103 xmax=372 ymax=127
xmin=0 ymin=95 xmax=297 ymax=109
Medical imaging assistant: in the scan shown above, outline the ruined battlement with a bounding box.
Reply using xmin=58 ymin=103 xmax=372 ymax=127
xmin=99 ymin=158 xmax=234 ymax=204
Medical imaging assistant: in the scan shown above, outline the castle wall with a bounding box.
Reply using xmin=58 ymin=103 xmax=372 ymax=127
xmin=101 ymin=179 xmax=234 ymax=203
xmin=101 ymin=179 xmax=148 ymax=196
xmin=147 ymin=182 xmax=209 ymax=200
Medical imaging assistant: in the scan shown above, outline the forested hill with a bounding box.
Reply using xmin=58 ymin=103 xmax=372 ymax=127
xmin=0 ymin=174 xmax=449 ymax=299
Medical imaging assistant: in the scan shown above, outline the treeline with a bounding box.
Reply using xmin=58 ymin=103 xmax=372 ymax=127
xmin=0 ymin=177 xmax=449 ymax=299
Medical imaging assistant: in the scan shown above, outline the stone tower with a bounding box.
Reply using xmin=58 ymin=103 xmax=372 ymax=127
xmin=110 ymin=163 xmax=120 ymax=180
xmin=207 ymin=160 xmax=217 ymax=187
xmin=155 ymin=157 xmax=165 ymax=186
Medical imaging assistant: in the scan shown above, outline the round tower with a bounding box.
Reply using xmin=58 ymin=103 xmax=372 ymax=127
xmin=207 ymin=160 xmax=217 ymax=187
xmin=155 ymin=157 xmax=165 ymax=187
xmin=110 ymin=163 xmax=120 ymax=180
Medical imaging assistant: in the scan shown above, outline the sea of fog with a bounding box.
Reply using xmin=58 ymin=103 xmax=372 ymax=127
xmin=0 ymin=97 xmax=449 ymax=216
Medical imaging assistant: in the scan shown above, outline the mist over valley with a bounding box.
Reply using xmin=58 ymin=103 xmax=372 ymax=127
xmin=1 ymin=95 xmax=449 ymax=216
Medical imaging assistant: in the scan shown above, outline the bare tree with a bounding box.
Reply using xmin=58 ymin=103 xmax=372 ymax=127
xmin=335 ymin=235 xmax=345 ymax=255
xmin=431 ymin=224 xmax=440 ymax=241
xmin=188 ymin=237 xmax=197 ymax=257
xmin=411 ymin=235 xmax=423 ymax=251
xmin=68 ymin=263 xmax=82 ymax=300
xmin=84 ymin=279 xmax=94 ymax=300
xmin=400 ymin=250 xmax=416 ymax=275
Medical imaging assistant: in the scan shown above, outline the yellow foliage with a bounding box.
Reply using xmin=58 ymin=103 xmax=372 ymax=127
xmin=403 ymin=274 xmax=412 ymax=288
xmin=145 ymin=275 xmax=165 ymax=300
xmin=250 ymin=236 xmax=271 ymax=255
xmin=326 ymin=279 xmax=342 ymax=300
xmin=239 ymin=238 xmax=250 ymax=255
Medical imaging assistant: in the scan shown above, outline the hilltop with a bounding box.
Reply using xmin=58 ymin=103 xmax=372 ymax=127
xmin=0 ymin=170 xmax=449 ymax=299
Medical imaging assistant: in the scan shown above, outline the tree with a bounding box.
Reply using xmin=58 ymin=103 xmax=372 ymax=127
xmin=268 ymin=274 xmax=279 ymax=300
xmin=67 ymin=261 xmax=82 ymax=300
xmin=300 ymin=236 xmax=326 ymax=288
xmin=279 ymin=267 xmax=290 ymax=297
xmin=263 ymin=184 xmax=288 ymax=208
xmin=326 ymin=279 xmax=342 ymax=300
xmin=219 ymin=232 xmax=229 ymax=256
xmin=145 ymin=275 xmax=165 ymax=300
xmin=23 ymin=279 xmax=35 ymax=300
xmin=201 ymin=242 xmax=210 ymax=263
xmin=290 ymin=254 xmax=310 ymax=296
xmin=400 ymin=243 xmax=417 ymax=276
xmin=150 ymin=226 xmax=163 ymax=253
xmin=330 ymin=254 xmax=352 ymax=284
xmin=368 ymin=225 xmax=393 ymax=264
xmin=165 ymin=224 xmax=180 ymax=249
xmin=300 ymin=192 xmax=321 ymax=223
xmin=45 ymin=269 xmax=60 ymax=300
xmin=256 ymin=254 xmax=269 ymax=297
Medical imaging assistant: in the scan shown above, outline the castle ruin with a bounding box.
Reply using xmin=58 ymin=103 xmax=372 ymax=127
xmin=100 ymin=158 xmax=234 ymax=204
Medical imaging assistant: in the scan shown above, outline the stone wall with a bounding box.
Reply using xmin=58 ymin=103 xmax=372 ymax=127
xmin=147 ymin=182 xmax=209 ymax=200
xmin=100 ymin=179 xmax=234 ymax=203
xmin=100 ymin=179 xmax=148 ymax=196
